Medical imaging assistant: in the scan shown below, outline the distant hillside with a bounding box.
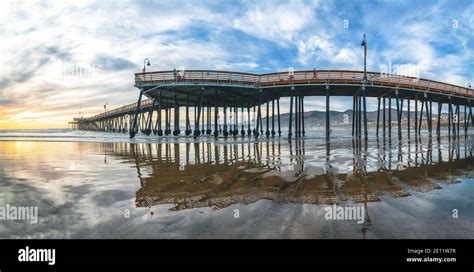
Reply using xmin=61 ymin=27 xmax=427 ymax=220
xmin=262 ymin=109 xmax=465 ymax=126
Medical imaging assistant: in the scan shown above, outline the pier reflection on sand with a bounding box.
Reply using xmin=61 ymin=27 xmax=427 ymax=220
xmin=102 ymin=137 xmax=473 ymax=211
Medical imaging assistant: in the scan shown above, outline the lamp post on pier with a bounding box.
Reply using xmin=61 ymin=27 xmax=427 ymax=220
xmin=361 ymin=34 xmax=368 ymax=83
xmin=143 ymin=58 xmax=150 ymax=73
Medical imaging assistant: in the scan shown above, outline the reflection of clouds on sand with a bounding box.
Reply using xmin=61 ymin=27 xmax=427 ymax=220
xmin=0 ymin=142 xmax=140 ymax=238
xmin=0 ymin=176 xmax=78 ymax=238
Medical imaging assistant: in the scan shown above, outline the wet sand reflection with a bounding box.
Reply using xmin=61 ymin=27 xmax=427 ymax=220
xmin=0 ymin=135 xmax=472 ymax=238
xmin=99 ymin=137 xmax=472 ymax=213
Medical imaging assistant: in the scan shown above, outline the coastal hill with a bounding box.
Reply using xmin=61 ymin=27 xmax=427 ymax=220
xmin=262 ymin=109 xmax=462 ymax=126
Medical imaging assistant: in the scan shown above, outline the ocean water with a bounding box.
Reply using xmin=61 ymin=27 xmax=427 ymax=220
xmin=0 ymin=128 xmax=472 ymax=238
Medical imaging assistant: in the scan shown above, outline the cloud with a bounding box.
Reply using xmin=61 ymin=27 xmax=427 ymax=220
xmin=42 ymin=46 xmax=73 ymax=62
xmin=236 ymin=0 xmax=319 ymax=45
xmin=0 ymin=98 xmax=15 ymax=105
xmin=94 ymin=55 xmax=137 ymax=71
xmin=297 ymin=35 xmax=360 ymax=69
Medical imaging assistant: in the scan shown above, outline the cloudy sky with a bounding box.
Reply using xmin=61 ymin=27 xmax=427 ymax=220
xmin=0 ymin=0 xmax=472 ymax=129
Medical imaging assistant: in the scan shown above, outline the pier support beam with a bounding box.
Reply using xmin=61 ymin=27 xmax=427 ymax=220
xmin=456 ymin=104 xmax=460 ymax=137
xmin=288 ymin=87 xmax=294 ymax=139
xmin=173 ymin=92 xmax=180 ymax=136
xmin=130 ymin=89 xmax=144 ymax=138
xmin=241 ymin=105 xmax=245 ymax=137
xmin=301 ymin=96 xmax=305 ymax=137
xmin=448 ymin=98 xmax=452 ymax=138
xmin=418 ymin=95 xmax=424 ymax=134
xmin=359 ymin=94 xmax=362 ymax=139
xmin=352 ymin=95 xmax=356 ymax=137
xmin=223 ymin=100 xmax=228 ymax=137
xmin=207 ymin=105 xmax=212 ymax=135
xmin=194 ymin=88 xmax=204 ymax=139
xmin=429 ymin=100 xmax=433 ymax=135
xmin=165 ymin=100 xmax=171 ymax=135
xmin=467 ymin=105 xmax=473 ymax=135
xmin=414 ymin=96 xmax=418 ymax=135
xmin=234 ymin=105 xmax=239 ymax=136
xmin=255 ymin=89 xmax=262 ymax=138
xmin=213 ymin=91 xmax=218 ymax=137
xmin=145 ymin=100 xmax=156 ymax=135
xmin=271 ymin=99 xmax=275 ymax=137
xmin=252 ymin=106 xmax=256 ymax=136
xmin=277 ymin=98 xmax=281 ymax=136
xmin=436 ymin=102 xmax=442 ymax=136
xmin=362 ymin=87 xmax=368 ymax=139
xmin=466 ymin=104 xmax=474 ymax=135
xmin=185 ymin=95 xmax=191 ymax=136
xmin=388 ymin=95 xmax=392 ymax=137
xmin=201 ymin=104 xmax=205 ymax=135
xmin=295 ymin=93 xmax=299 ymax=137
xmin=407 ymin=99 xmax=411 ymax=138
xmin=396 ymin=91 xmax=402 ymax=140
xmin=425 ymin=95 xmax=431 ymax=136
xmin=326 ymin=87 xmax=330 ymax=140
xmin=464 ymin=104 xmax=468 ymax=137
xmin=156 ymin=92 xmax=163 ymax=136
xmin=140 ymin=112 xmax=146 ymax=134
xmin=266 ymin=95 xmax=270 ymax=137
xmin=354 ymin=94 xmax=359 ymax=138
xmin=247 ymin=104 xmax=251 ymax=136
xmin=376 ymin=97 xmax=380 ymax=137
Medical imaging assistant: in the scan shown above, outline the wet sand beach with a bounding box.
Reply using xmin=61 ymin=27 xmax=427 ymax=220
xmin=0 ymin=130 xmax=472 ymax=238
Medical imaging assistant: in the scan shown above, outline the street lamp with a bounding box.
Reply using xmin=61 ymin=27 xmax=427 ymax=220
xmin=361 ymin=34 xmax=367 ymax=82
xmin=104 ymin=102 xmax=108 ymax=114
xmin=143 ymin=58 xmax=150 ymax=73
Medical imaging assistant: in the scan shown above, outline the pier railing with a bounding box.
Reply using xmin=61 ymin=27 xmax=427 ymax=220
xmin=135 ymin=70 xmax=473 ymax=98
xmin=79 ymin=69 xmax=473 ymax=122
xmin=82 ymin=98 xmax=155 ymax=121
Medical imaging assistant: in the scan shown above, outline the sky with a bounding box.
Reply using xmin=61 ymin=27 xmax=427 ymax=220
xmin=0 ymin=0 xmax=473 ymax=129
